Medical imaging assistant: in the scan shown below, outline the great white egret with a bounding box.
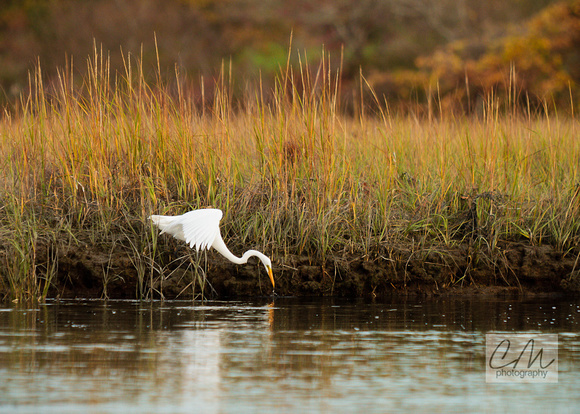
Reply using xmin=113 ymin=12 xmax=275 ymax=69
xmin=148 ymin=208 xmax=275 ymax=289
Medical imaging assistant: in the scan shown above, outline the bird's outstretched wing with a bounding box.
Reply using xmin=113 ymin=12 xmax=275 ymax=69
xmin=180 ymin=208 xmax=223 ymax=251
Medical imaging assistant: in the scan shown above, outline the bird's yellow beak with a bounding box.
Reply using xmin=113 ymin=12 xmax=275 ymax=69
xmin=267 ymin=266 xmax=275 ymax=288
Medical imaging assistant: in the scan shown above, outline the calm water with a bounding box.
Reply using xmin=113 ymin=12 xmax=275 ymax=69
xmin=0 ymin=296 xmax=579 ymax=413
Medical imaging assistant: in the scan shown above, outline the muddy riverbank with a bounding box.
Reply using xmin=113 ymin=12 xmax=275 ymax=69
xmin=38 ymin=240 xmax=579 ymax=300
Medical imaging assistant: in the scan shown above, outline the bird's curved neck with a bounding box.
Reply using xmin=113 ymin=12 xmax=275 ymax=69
xmin=241 ymin=249 xmax=268 ymax=264
xmin=212 ymin=234 xmax=265 ymax=265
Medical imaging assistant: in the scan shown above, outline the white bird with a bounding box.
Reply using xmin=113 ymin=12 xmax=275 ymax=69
xmin=148 ymin=208 xmax=275 ymax=289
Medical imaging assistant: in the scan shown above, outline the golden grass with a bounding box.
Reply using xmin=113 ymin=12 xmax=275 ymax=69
xmin=1 ymin=49 xmax=579 ymax=300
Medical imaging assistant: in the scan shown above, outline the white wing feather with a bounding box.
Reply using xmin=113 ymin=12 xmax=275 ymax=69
xmin=149 ymin=208 xmax=223 ymax=251
xmin=180 ymin=209 xmax=223 ymax=251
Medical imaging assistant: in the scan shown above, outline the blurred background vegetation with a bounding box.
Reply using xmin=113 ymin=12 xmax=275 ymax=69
xmin=0 ymin=0 xmax=578 ymax=112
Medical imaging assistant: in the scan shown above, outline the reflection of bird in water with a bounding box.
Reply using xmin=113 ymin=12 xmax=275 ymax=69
xmin=149 ymin=208 xmax=275 ymax=290
xmin=267 ymin=301 xmax=275 ymax=329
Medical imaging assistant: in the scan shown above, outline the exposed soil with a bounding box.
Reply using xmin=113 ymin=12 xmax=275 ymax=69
xmin=39 ymin=240 xmax=580 ymax=299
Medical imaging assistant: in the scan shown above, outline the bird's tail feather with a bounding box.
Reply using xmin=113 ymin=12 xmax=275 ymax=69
xmin=148 ymin=215 xmax=176 ymax=233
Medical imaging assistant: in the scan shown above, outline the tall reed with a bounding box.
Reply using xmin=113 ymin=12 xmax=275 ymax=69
xmin=0 ymin=47 xmax=578 ymax=300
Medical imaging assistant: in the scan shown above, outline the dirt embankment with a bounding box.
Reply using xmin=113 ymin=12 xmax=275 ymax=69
xmin=44 ymin=240 xmax=580 ymax=299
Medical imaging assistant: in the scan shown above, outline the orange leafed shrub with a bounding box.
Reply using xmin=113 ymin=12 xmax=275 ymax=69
xmin=414 ymin=0 xmax=580 ymax=112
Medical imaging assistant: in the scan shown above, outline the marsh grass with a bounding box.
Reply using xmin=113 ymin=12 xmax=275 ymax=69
xmin=0 ymin=47 xmax=579 ymax=300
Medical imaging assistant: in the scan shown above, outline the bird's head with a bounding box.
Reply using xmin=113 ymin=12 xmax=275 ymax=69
xmin=243 ymin=250 xmax=275 ymax=289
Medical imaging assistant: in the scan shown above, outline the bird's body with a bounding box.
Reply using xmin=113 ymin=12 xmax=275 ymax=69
xmin=149 ymin=208 xmax=274 ymax=289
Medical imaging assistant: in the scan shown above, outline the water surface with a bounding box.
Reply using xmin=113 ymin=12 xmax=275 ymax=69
xmin=0 ymin=296 xmax=579 ymax=413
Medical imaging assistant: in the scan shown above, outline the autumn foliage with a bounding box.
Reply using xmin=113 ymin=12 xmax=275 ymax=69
xmin=0 ymin=0 xmax=578 ymax=112
xmin=411 ymin=0 xmax=580 ymax=112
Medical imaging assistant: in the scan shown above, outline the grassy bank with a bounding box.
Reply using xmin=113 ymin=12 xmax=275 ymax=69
xmin=1 ymin=52 xmax=579 ymax=301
